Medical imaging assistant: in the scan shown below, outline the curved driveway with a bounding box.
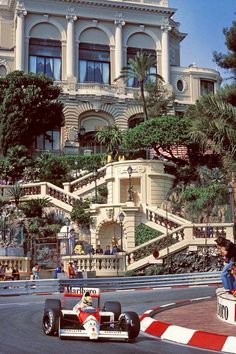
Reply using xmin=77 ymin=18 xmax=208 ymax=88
xmin=0 ymin=286 xmax=221 ymax=354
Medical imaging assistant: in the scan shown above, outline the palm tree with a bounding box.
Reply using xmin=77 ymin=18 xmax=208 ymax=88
xmin=188 ymin=93 xmax=236 ymax=156
xmin=115 ymin=51 xmax=164 ymax=121
xmin=95 ymin=125 xmax=123 ymax=160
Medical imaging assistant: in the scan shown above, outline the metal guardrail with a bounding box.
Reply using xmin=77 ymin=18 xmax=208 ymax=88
xmin=0 ymin=272 xmax=221 ymax=296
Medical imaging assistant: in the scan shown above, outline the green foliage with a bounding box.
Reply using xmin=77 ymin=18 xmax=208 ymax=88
xmin=122 ymin=115 xmax=191 ymax=165
xmin=95 ymin=126 xmax=123 ymax=160
xmin=181 ymin=182 xmax=228 ymax=220
xmin=97 ymin=184 xmax=108 ymax=198
xmin=27 ymin=216 xmax=62 ymax=237
xmin=19 ymin=197 xmax=51 ymax=218
xmin=35 ymin=153 xmax=70 ymax=187
xmin=116 ymin=51 xmax=164 ymax=121
xmin=213 ymin=18 xmax=236 ymax=80
xmin=187 ymin=91 xmax=236 ymax=163
xmin=7 ymin=182 xmax=25 ymax=206
xmin=135 ymin=224 xmax=161 ymax=246
xmin=144 ymin=265 xmax=162 ymax=276
xmin=145 ymin=80 xmax=175 ymax=118
xmin=61 ymin=153 xmax=106 ymax=173
xmin=71 ymin=198 xmax=91 ymax=227
xmin=0 ymin=145 xmax=32 ymax=183
xmin=0 ymin=71 xmax=64 ymax=155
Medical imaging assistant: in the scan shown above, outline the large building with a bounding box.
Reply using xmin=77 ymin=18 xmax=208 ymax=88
xmin=0 ymin=0 xmax=221 ymax=155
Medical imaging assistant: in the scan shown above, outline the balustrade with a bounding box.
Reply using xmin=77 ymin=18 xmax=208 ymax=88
xmin=71 ymin=168 xmax=106 ymax=193
xmin=146 ymin=208 xmax=180 ymax=230
xmin=193 ymin=225 xmax=226 ymax=238
xmin=63 ymin=254 xmax=125 ymax=275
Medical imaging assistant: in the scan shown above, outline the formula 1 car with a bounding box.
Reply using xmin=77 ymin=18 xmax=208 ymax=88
xmin=42 ymin=287 xmax=140 ymax=341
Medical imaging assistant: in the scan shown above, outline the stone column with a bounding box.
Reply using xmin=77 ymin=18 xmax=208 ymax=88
xmin=161 ymin=18 xmax=171 ymax=84
xmin=15 ymin=2 xmax=27 ymax=71
xmin=66 ymin=12 xmax=77 ymax=79
xmin=114 ymin=17 xmax=125 ymax=79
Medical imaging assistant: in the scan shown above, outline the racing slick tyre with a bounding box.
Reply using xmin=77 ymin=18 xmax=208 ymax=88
xmin=119 ymin=311 xmax=140 ymax=340
xmin=104 ymin=301 xmax=121 ymax=321
xmin=42 ymin=309 xmax=61 ymax=336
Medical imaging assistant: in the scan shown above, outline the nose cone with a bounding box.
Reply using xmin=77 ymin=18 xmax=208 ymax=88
xmin=83 ymin=317 xmax=100 ymax=339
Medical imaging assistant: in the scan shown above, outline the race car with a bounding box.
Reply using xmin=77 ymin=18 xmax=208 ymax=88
xmin=42 ymin=287 xmax=140 ymax=341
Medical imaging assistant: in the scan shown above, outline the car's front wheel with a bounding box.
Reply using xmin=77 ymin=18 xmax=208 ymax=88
xmin=42 ymin=309 xmax=60 ymax=336
xmin=119 ymin=311 xmax=140 ymax=339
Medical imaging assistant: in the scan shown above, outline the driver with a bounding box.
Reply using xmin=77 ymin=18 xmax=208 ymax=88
xmin=73 ymin=292 xmax=93 ymax=311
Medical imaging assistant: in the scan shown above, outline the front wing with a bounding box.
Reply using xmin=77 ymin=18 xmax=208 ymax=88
xmin=59 ymin=328 xmax=129 ymax=339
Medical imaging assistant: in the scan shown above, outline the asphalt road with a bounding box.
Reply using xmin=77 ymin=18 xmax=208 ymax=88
xmin=0 ymin=286 xmax=221 ymax=354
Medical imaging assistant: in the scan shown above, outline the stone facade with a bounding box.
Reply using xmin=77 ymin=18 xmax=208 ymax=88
xmin=0 ymin=0 xmax=221 ymax=154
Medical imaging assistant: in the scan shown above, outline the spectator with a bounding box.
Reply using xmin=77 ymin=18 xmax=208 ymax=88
xmin=89 ymin=245 xmax=95 ymax=255
xmin=54 ymin=264 xmax=62 ymax=279
xmin=96 ymin=245 xmax=103 ymax=254
xmin=32 ymin=264 xmax=40 ymax=280
xmin=0 ymin=264 xmax=5 ymax=281
xmin=69 ymin=229 xmax=76 ymax=255
xmin=215 ymin=236 xmax=236 ymax=290
xmin=104 ymin=245 xmax=111 ymax=255
xmin=12 ymin=265 xmax=20 ymax=280
xmin=74 ymin=243 xmax=84 ymax=255
xmin=111 ymin=245 xmax=121 ymax=254
xmin=68 ymin=261 xmax=75 ymax=279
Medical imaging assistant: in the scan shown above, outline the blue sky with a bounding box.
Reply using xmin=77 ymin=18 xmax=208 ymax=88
xmin=169 ymin=0 xmax=236 ymax=79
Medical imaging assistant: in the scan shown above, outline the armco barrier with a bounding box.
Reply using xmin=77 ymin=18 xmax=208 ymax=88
xmin=0 ymin=271 xmax=221 ymax=296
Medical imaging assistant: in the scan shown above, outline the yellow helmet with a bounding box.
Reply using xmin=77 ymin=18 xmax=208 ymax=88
xmin=83 ymin=295 xmax=92 ymax=306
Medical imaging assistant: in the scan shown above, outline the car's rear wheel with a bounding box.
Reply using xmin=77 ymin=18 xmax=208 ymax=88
xmin=119 ymin=311 xmax=140 ymax=339
xmin=103 ymin=301 xmax=121 ymax=321
xmin=42 ymin=309 xmax=61 ymax=336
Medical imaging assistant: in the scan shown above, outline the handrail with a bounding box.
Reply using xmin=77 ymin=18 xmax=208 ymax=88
xmin=0 ymin=272 xmax=221 ymax=296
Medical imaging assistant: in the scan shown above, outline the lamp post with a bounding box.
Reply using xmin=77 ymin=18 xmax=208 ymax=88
xmin=64 ymin=217 xmax=71 ymax=260
xmin=78 ymin=126 xmax=86 ymax=153
xmin=118 ymin=211 xmax=125 ymax=251
xmin=74 ymin=160 xmax=78 ymax=178
xmin=127 ymin=165 xmax=133 ymax=202
xmin=93 ymin=168 xmax=98 ymax=203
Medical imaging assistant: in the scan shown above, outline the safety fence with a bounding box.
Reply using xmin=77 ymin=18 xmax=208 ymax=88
xmin=0 ymin=271 xmax=221 ymax=296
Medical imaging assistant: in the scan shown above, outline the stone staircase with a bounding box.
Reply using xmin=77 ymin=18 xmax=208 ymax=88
xmin=1 ymin=167 xmax=234 ymax=274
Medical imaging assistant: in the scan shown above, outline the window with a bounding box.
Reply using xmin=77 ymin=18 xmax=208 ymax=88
xmin=200 ymin=80 xmax=214 ymax=96
xmin=177 ymin=79 xmax=184 ymax=92
xmin=0 ymin=65 xmax=7 ymax=77
xmin=35 ymin=130 xmax=60 ymax=151
xmin=79 ymin=43 xmax=110 ymax=84
xmin=29 ymin=39 xmax=61 ymax=80
xmin=127 ymin=48 xmax=156 ymax=87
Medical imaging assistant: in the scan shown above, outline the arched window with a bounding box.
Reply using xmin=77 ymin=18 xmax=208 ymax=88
xmin=127 ymin=47 xmax=156 ymax=87
xmin=79 ymin=43 xmax=110 ymax=84
xmin=128 ymin=116 xmax=144 ymax=128
xmin=29 ymin=38 xmax=61 ymax=80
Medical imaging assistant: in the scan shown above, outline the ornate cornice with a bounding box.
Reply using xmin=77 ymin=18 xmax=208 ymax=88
xmin=59 ymin=0 xmax=176 ymax=15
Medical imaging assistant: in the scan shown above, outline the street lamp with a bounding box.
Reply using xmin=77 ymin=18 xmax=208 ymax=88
xmin=74 ymin=160 xmax=78 ymax=178
xmin=118 ymin=211 xmax=125 ymax=251
xmin=228 ymin=183 xmax=235 ymax=223
xmin=64 ymin=217 xmax=71 ymax=260
xmin=127 ymin=165 xmax=133 ymax=202
xmin=78 ymin=126 xmax=86 ymax=154
xmin=78 ymin=126 xmax=86 ymax=141
xmin=93 ymin=168 xmax=98 ymax=203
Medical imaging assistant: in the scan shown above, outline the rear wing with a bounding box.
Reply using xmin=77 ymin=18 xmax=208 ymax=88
xmin=64 ymin=286 xmax=100 ymax=298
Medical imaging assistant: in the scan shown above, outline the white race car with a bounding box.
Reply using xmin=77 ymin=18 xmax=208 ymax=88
xmin=42 ymin=287 xmax=140 ymax=341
